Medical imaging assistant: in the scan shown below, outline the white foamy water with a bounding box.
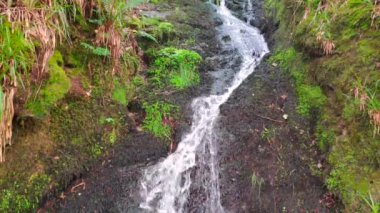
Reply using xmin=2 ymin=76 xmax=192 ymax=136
xmin=139 ymin=0 xmax=269 ymax=212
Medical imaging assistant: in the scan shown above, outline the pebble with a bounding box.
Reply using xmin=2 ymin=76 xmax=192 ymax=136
xmin=283 ymin=114 xmax=288 ymax=120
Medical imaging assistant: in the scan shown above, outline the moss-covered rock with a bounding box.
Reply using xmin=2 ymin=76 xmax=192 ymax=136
xmin=27 ymin=51 xmax=71 ymax=117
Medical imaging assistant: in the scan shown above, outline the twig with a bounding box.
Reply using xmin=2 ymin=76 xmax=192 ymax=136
xmin=70 ymin=181 xmax=86 ymax=193
xmin=253 ymin=113 xmax=284 ymax=123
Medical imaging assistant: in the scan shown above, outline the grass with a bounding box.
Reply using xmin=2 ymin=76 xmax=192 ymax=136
xmin=251 ymin=172 xmax=265 ymax=204
xmin=361 ymin=192 xmax=380 ymax=213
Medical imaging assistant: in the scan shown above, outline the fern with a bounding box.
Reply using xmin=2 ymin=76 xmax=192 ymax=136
xmin=137 ymin=30 xmax=158 ymax=43
xmin=80 ymin=42 xmax=110 ymax=56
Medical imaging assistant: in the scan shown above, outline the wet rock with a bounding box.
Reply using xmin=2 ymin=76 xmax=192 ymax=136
xmin=222 ymin=35 xmax=231 ymax=42
xmin=214 ymin=17 xmax=223 ymax=26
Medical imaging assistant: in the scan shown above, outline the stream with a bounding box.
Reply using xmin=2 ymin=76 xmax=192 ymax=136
xmin=139 ymin=0 xmax=269 ymax=212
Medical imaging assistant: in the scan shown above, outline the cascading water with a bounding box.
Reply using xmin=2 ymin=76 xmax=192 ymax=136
xmin=139 ymin=0 xmax=269 ymax=212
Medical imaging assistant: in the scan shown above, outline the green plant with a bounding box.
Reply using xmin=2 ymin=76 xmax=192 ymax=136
xmin=296 ymin=85 xmax=326 ymax=118
xmin=0 ymin=18 xmax=34 ymax=81
xmin=316 ymin=124 xmax=334 ymax=152
xmin=27 ymin=51 xmax=71 ymax=117
xmin=112 ymin=80 xmax=128 ymax=106
xmin=90 ymin=143 xmax=103 ymax=158
xmin=81 ymin=42 xmax=111 ymax=57
xmin=366 ymin=84 xmax=380 ymax=135
xmin=149 ymin=47 xmax=202 ymax=89
xmin=0 ymin=174 xmax=50 ymax=212
xmin=261 ymin=127 xmax=276 ymax=142
xmin=269 ymin=48 xmax=297 ymax=72
xmin=251 ymin=172 xmax=265 ymax=202
xmin=142 ymin=101 xmax=178 ymax=139
xmin=98 ymin=0 xmax=147 ymax=28
xmin=108 ymin=128 xmax=117 ymax=145
xmin=360 ymin=192 xmax=380 ymax=213
xmin=137 ymin=31 xmax=159 ymax=43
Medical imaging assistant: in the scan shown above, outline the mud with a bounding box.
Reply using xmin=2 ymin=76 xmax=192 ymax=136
xmin=217 ymin=59 xmax=330 ymax=212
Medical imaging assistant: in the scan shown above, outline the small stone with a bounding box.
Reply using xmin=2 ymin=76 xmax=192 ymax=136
xmin=78 ymin=193 xmax=82 ymax=196
xmin=317 ymin=163 xmax=323 ymax=169
xmin=283 ymin=114 xmax=288 ymax=120
xmin=222 ymin=35 xmax=231 ymax=42
xmin=258 ymin=145 xmax=265 ymax=153
xmin=272 ymin=63 xmax=278 ymax=67
xmin=252 ymin=93 xmax=255 ymax=97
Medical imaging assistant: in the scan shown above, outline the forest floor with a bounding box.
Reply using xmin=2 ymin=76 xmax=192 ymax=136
xmin=39 ymin=0 xmax=339 ymax=212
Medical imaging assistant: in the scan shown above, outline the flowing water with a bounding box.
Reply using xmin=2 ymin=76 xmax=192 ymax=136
xmin=139 ymin=0 xmax=269 ymax=212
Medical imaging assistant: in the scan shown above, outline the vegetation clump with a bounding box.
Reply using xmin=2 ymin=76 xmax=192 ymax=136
xmin=149 ymin=47 xmax=202 ymax=89
xmin=264 ymin=0 xmax=380 ymax=210
xmin=27 ymin=51 xmax=71 ymax=117
xmin=142 ymin=101 xmax=178 ymax=140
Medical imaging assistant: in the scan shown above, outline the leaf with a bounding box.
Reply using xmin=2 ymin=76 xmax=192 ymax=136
xmin=126 ymin=0 xmax=147 ymax=9
xmin=80 ymin=42 xmax=110 ymax=56
xmin=137 ymin=31 xmax=158 ymax=43
xmin=0 ymin=89 xmax=3 ymax=121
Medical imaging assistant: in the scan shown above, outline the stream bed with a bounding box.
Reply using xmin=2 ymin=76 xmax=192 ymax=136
xmin=43 ymin=0 xmax=331 ymax=212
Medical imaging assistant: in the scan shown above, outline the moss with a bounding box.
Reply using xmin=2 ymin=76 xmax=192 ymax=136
xmin=269 ymin=48 xmax=297 ymax=72
xmin=27 ymin=51 xmax=71 ymax=117
xmin=316 ymin=124 xmax=334 ymax=152
xmin=0 ymin=173 xmax=50 ymax=212
xmin=296 ymin=85 xmax=326 ymax=118
xmin=342 ymin=100 xmax=361 ymax=122
xmin=357 ymin=38 xmax=380 ymax=66
xmin=112 ymin=80 xmax=129 ymax=106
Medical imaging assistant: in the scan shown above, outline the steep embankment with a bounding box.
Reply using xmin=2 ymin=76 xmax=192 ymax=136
xmin=41 ymin=1 xmax=220 ymax=211
xmin=215 ymin=0 xmax=333 ymax=212
xmin=251 ymin=0 xmax=380 ymax=211
xmin=0 ymin=0 xmax=212 ymax=212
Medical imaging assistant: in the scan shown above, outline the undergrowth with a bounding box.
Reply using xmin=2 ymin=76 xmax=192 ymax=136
xmin=142 ymin=101 xmax=178 ymax=140
xmin=148 ymin=47 xmax=202 ymax=89
xmin=265 ymin=0 xmax=380 ymax=210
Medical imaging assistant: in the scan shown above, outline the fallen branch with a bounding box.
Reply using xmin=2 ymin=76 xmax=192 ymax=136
xmin=253 ymin=113 xmax=284 ymax=123
xmin=70 ymin=180 xmax=86 ymax=193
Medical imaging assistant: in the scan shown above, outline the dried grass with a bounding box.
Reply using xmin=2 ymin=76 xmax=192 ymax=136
xmin=0 ymin=75 xmax=17 ymax=162
xmin=0 ymin=6 xmax=56 ymax=80
xmin=369 ymin=110 xmax=380 ymax=134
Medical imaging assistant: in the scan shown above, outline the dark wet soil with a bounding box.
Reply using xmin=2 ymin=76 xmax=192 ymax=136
xmin=217 ymin=58 xmax=330 ymax=212
xmin=41 ymin=0 xmax=333 ymax=212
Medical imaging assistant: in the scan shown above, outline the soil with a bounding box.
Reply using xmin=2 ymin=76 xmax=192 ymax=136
xmin=40 ymin=0 xmax=336 ymax=212
xmin=217 ymin=59 xmax=330 ymax=212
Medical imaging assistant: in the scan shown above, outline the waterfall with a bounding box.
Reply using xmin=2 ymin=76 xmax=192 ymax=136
xmin=139 ymin=0 xmax=269 ymax=212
